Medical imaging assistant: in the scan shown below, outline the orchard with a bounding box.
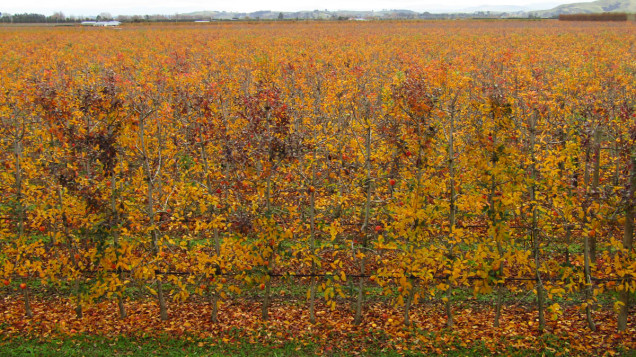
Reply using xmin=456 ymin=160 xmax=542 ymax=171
xmin=0 ymin=20 xmax=634 ymax=355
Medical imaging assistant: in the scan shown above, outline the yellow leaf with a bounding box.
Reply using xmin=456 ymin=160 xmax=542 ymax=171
xmin=614 ymin=300 xmax=625 ymax=312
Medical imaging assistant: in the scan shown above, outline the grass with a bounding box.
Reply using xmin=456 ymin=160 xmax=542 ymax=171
xmin=0 ymin=333 xmax=599 ymax=357
xmin=0 ymin=334 xmax=323 ymax=356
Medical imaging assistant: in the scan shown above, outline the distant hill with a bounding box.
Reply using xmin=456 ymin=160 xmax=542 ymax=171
xmin=531 ymin=0 xmax=636 ymax=17
xmin=459 ymin=5 xmax=531 ymax=12
xmin=171 ymin=1 xmax=635 ymax=21
xmin=178 ymin=9 xmax=420 ymax=20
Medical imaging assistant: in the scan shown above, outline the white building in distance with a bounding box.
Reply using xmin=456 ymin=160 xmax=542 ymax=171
xmin=81 ymin=21 xmax=121 ymax=26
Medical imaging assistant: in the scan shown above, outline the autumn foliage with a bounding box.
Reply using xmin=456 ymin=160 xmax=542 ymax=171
xmin=0 ymin=20 xmax=635 ymax=354
xmin=558 ymin=13 xmax=631 ymax=21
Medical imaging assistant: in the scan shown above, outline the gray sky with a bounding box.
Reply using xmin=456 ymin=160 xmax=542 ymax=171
xmin=1 ymin=0 xmax=594 ymax=16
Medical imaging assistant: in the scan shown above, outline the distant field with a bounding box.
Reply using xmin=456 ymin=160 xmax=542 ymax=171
xmin=0 ymin=20 xmax=635 ymax=355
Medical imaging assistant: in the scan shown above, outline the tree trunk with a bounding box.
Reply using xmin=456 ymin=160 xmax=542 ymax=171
xmin=613 ymin=143 xmax=620 ymax=187
xmin=354 ymin=125 xmax=372 ymax=326
xmin=529 ymin=112 xmax=545 ymax=333
xmin=139 ymin=117 xmax=168 ymax=321
xmin=590 ymin=129 xmax=601 ymax=262
xmin=74 ymin=278 xmax=83 ymax=319
xmin=14 ymin=139 xmax=24 ymax=239
xmin=309 ymin=149 xmax=317 ymax=324
xmin=117 ymin=293 xmax=127 ymax=320
xmin=211 ymin=228 xmax=221 ymax=323
xmin=583 ymin=144 xmax=597 ymax=331
xmin=199 ymin=126 xmax=225 ymax=323
xmin=261 ymin=175 xmax=272 ymax=321
xmin=23 ymin=285 xmax=33 ymax=318
xmin=110 ymin=173 xmax=127 ymax=319
xmin=404 ymin=280 xmax=417 ymax=326
xmin=618 ymin=154 xmax=635 ymax=331
xmin=494 ymin=241 xmax=505 ymax=327
xmin=489 ymin=131 xmax=506 ymax=328
xmin=156 ymin=279 xmax=168 ymax=320
xmin=446 ymin=105 xmax=456 ymax=329
xmin=583 ymin=229 xmax=596 ymax=331
xmin=211 ymin=293 xmax=219 ymax=323
xmin=57 ymin=187 xmax=83 ymax=319
xmin=532 ymin=197 xmax=545 ymax=332
xmin=150 ymin=182 xmax=168 ymax=321
xmin=494 ymin=280 xmax=504 ymax=328
xmin=14 ymin=138 xmax=30 ymax=317
xmin=261 ymin=274 xmax=271 ymax=321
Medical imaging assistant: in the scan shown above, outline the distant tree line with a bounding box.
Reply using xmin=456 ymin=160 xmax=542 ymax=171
xmin=0 ymin=10 xmax=575 ymax=24
xmin=0 ymin=12 xmax=93 ymax=23
xmin=558 ymin=13 xmax=632 ymax=21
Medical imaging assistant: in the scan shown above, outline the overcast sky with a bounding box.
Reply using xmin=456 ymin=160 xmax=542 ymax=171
xmin=1 ymin=0 xmax=595 ymax=16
